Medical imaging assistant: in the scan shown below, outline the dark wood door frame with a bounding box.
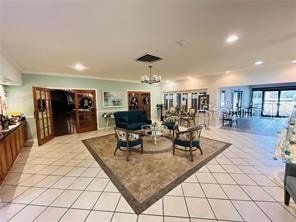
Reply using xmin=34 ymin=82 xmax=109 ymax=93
xmin=32 ymin=87 xmax=55 ymax=145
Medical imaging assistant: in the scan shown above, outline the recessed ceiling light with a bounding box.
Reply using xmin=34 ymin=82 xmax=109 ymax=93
xmin=291 ymin=60 xmax=296 ymax=64
xmin=225 ymin=70 xmax=231 ymax=74
xmin=255 ymin=61 xmax=263 ymax=65
xmin=226 ymin=34 xmax=239 ymax=43
xmin=73 ymin=63 xmax=87 ymax=71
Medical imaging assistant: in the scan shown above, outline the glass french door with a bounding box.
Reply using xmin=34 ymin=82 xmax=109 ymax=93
xmin=261 ymin=89 xmax=296 ymax=117
xmin=262 ymin=91 xmax=279 ymax=116
xmin=33 ymin=87 xmax=54 ymax=145
xmin=279 ymin=90 xmax=296 ymax=117
xmin=74 ymin=90 xmax=97 ymax=133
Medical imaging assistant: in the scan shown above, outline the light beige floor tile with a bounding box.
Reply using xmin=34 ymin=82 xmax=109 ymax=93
xmin=68 ymin=177 xmax=93 ymax=190
xmin=257 ymin=201 xmax=296 ymax=222
xmin=72 ymin=191 xmax=101 ymax=209
xmin=66 ymin=167 xmax=88 ymax=177
xmin=86 ymin=178 xmax=109 ymax=191
xmin=167 ymin=185 xmax=183 ymax=196
xmin=221 ymin=165 xmax=243 ymax=173
xmin=164 ymin=216 xmax=190 ymax=222
xmin=182 ymin=183 xmax=205 ymax=197
xmin=0 ymin=203 xmax=25 ymax=222
xmin=201 ymin=184 xmax=227 ymax=199
xmin=0 ymin=185 xmax=29 ymax=202
xmin=141 ymin=198 xmax=163 ymax=215
xmin=241 ymin=186 xmax=274 ymax=201
xmin=35 ymin=207 xmax=67 ymax=222
xmin=138 ymin=214 xmax=163 ymax=222
xmin=208 ymin=199 xmax=243 ymax=221
xmin=9 ymin=205 xmax=46 ymax=222
xmin=186 ymin=197 xmax=215 ymax=219
xmin=184 ymin=174 xmax=198 ymax=183
xmin=51 ymin=166 xmax=73 ymax=176
xmin=34 ymin=175 xmax=62 ymax=188
xmin=115 ymin=196 xmax=134 ymax=213
xmin=31 ymin=188 xmax=64 ymax=206
xmin=104 ymin=181 xmax=119 ymax=192
xmin=230 ymin=173 xmax=256 ymax=185
xmin=36 ymin=165 xmax=60 ymax=175
xmin=3 ymin=173 xmax=33 ymax=185
xmin=212 ymin=173 xmax=236 ymax=185
xmin=19 ymin=174 xmax=47 ymax=186
xmin=221 ymin=184 xmax=250 ymax=200
xmin=233 ymin=200 xmax=270 ymax=222
xmin=12 ymin=187 xmax=46 ymax=204
xmin=262 ymin=186 xmax=284 ymax=202
xmin=60 ymin=209 xmax=90 ymax=222
xmin=85 ymin=210 xmax=113 ymax=222
xmin=207 ymin=165 xmax=226 ymax=173
xmin=248 ymin=174 xmax=277 ymax=186
xmin=111 ymin=212 xmax=137 ymax=222
xmin=51 ymin=190 xmax=82 ymax=207
xmin=81 ymin=167 xmax=100 ymax=177
xmin=51 ymin=176 xmax=77 ymax=189
xmin=163 ymin=196 xmax=188 ymax=217
xmin=96 ymin=170 xmax=108 ymax=178
xmin=195 ymin=172 xmax=217 ymax=184
xmin=93 ymin=192 xmax=120 ymax=211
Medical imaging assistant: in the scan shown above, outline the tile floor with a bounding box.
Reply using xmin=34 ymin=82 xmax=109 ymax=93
xmin=0 ymin=127 xmax=296 ymax=222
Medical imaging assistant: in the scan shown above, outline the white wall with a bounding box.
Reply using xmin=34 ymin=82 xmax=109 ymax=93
xmin=0 ymin=52 xmax=22 ymax=85
xmin=161 ymin=63 xmax=296 ymax=126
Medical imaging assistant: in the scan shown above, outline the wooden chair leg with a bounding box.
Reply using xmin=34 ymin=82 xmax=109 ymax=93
xmin=198 ymin=145 xmax=203 ymax=155
xmin=126 ymin=147 xmax=130 ymax=161
xmin=173 ymin=142 xmax=176 ymax=155
xmin=113 ymin=146 xmax=119 ymax=156
xmin=285 ymin=189 xmax=290 ymax=205
xmin=189 ymin=146 xmax=193 ymax=162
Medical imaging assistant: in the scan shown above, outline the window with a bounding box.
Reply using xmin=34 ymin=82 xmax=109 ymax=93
xmin=191 ymin=92 xmax=198 ymax=110
xmin=220 ymin=91 xmax=225 ymax=107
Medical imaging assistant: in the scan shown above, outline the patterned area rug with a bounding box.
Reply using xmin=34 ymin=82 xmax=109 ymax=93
xmin=82 ymin=134 xmax=231 ymax=214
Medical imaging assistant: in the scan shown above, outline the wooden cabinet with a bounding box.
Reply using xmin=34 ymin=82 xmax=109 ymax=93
xmin=0 ymin=122 xmax=27 ymax=184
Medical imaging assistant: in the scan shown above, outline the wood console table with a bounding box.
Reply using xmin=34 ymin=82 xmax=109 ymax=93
xmin=0 ymin=121 xmax=27 ymax=184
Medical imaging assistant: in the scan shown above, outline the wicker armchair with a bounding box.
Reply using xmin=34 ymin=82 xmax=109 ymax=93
xmin=163 ymin=115 xmax=179 ymax=138
xmin=180 ymin=108 xmax=196 ymax=127
xmin=114 ymin=128 xmax=143 ymax=161
xmin=173 ymin=126 xmax=203 ymax=161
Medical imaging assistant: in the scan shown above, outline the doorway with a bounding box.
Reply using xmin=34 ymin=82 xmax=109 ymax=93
xmin=33 ymin=87 xmax=97 ymax=145
xmin=51 ymin=90 xmax=76 ymax=136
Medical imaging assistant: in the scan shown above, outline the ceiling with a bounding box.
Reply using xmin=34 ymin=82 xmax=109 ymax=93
xmin=1 ymin=0 xmax=296 ymax=81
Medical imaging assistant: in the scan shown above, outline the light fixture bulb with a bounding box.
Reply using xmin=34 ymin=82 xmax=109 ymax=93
xmin=255 ymin=61 xmax=263 ymax=65
xmin=73 ymin=63 xmax=87 ymax=71
xmin=226 ymin=34 xmax=239 ymax=43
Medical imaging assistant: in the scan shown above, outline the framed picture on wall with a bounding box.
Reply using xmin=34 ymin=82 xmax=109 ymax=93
xmin=102 ymin=90 xmax=123 ymax=108
xmin=198 ymin=94 xmax=210 ymax=112
xmin=127 ymin=91 xmax=151 ymax=119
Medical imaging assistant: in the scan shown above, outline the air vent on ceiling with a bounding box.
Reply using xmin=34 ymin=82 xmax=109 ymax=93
xmin=136 ymin=54 xmax=162 ymax=63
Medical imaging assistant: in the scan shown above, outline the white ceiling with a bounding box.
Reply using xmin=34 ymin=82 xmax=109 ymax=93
xmin=1 ymin=0 xmax=296 ymax=81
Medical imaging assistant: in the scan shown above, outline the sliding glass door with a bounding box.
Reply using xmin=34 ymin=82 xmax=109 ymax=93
xmin=262 ymin=91 xmax=279 ymax=116
xmin=279 ymin=90 xmax=296 ymax=117
xmin=253 ymin=88 xmax=296 ymax=117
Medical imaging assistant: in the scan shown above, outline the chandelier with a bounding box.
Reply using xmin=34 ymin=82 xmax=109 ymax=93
xmin=141 ymin=65 xmax=162 ymax=84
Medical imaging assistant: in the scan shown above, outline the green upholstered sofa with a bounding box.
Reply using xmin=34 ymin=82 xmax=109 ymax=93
xmin=114 ymin=110 xmax=151 ymax=130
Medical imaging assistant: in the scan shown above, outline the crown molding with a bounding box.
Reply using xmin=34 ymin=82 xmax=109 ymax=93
xmin=22 ymin=71 xmax=141 ymax=83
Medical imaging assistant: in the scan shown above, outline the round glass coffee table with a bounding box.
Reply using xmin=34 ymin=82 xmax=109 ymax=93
xmin=141 ymin=124 xmax=168 ymax=145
